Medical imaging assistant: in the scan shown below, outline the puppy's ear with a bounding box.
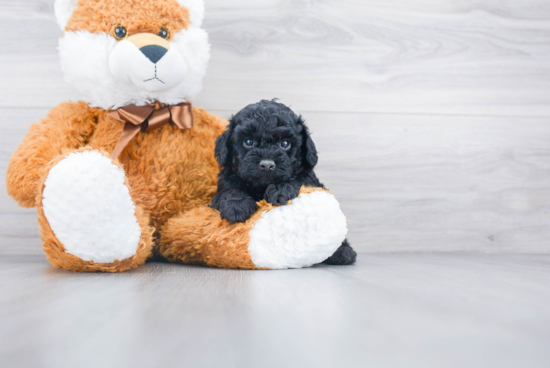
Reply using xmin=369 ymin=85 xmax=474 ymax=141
xmin=215 ymin=129 xmax=231 ymax=167
xmin=298 ymin=117 xmax=318 ymax=169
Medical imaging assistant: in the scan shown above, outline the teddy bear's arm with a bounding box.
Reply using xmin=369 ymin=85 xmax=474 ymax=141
xmin=6 ymin=102 xmax=98 ymax=207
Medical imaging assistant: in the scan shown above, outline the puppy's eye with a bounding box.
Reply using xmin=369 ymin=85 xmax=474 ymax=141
xmin=113 ymin=26 xmax=128 ymax=40
xmin=157 ymin=28 xmax=169 ymax=39
xmin=243 ymin=139 xmax=255 ymax=148
xmin=280 ymin=140 xmax=291 ymax=150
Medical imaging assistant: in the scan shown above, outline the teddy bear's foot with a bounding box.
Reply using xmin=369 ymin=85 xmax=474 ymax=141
xmin=247 ymin=188 xmax=348 ymax=269
xmin=37 ymin=149 xmax=154 ymax=272
xmin=159 ymin=187 xmax=348 ymax=270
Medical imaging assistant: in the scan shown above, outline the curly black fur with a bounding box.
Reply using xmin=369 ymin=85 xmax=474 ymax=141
xmin=211 ymin=99 xmax=356 ymax=265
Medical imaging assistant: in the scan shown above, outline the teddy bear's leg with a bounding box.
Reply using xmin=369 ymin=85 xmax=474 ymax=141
xmin=36 ymin=149 xmax=154 ymax=272
xmin=158 ymin=187 xmax=348 ymax=270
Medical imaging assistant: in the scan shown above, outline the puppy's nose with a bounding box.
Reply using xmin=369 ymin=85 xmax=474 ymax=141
xmin=140 ymin=45 xmax=168 ymax=64
xmin=259 ymin=160 xmax=276 ymax=172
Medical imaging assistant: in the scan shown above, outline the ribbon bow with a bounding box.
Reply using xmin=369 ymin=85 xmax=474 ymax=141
xmin=108 ymin=102 xmax=193 ymax=159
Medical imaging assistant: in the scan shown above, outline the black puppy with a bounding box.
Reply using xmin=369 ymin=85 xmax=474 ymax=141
xmin=211 ymin=99 xmax=356 ymax=265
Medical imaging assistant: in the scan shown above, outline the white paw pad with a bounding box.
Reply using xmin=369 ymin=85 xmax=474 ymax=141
xmin=248 ymin=191 xmax=348 ymax=269
xmin=42 ymin=151 xmax=141 ymax=263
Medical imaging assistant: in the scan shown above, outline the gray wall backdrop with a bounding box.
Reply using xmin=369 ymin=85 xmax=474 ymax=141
xmin=1 ymin=0 xmax=550 ymax=254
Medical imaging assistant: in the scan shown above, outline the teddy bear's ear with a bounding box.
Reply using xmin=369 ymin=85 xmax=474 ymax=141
xmin=177 ymin=0 xmax=205 ymax=27
xmin=54 ymin=0 xmax=79 ymax=30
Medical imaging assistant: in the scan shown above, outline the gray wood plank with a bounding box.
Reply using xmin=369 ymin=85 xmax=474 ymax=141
xmin=1 ymin=1 xmax=550 ymax=116
xmin=3 ymin=108 xmax=550 ymax=254
xmin=302 ymin=112 xmax=550 ymax=253
xmin=1 ymin=253 xmax=549 ymax=368
xmin=199 ymin=0 xmax=550 ymax=116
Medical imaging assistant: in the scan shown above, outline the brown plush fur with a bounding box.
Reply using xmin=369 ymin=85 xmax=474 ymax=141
xmin=159 ymin=204 xmax=264 ymax=270
xmin=6 ymin=102 xmax=97 ymax=208
xmin=7 ymin=102 xmax=228 ymax=271
xmin=65 ymin=0 xmax=190 ymax=40
xmin=159 ymin=187 xmax=327 ymax=269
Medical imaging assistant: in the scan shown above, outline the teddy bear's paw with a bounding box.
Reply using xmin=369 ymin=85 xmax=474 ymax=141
xmin=41 ymin=151 xmax=143 ymax=264
xmin=248 ymin=189 xmax=348 ymax=269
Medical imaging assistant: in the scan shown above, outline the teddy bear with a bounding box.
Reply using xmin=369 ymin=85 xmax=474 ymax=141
xmin=5 ymin=0 xmax=348 ymax=272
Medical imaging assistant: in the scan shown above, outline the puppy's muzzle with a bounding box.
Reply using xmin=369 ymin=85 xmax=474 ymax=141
xmin=259 ymin=160 xmax=276 ymax=172
xmin=127 ymin=33 xmax=170 ymax=64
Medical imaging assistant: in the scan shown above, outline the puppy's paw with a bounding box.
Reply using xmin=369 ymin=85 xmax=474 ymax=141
xmin=218 ymin=195 xmax=257 ymax=224
xmin=265 ymin=182 xmax=300 ymax=206
xmin=323 ymin=240 xmax=357 ymax=265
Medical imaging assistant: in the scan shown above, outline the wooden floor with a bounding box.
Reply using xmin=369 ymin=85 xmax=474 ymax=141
xmin=1 ymin=253 xmax=549 ymax=368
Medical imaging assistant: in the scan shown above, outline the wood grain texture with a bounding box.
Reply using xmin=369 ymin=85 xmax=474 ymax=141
xmin=3 ymin=108 xmax=550 ymax=254
xmin=0 ymin=1 xmax=550 ymax=115
xmin=199 ymin=0 xmax=550 ymax=116
xmin=1 ymin=253 xmax=549 ymax=367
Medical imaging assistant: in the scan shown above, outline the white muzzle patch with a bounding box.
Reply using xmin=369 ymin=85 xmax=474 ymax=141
xmin=109 ymin=38 xmax=187 ymax=92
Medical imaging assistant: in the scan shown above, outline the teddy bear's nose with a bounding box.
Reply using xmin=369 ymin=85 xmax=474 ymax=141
xmin=140 ymin=45 xmax=168 ymax=64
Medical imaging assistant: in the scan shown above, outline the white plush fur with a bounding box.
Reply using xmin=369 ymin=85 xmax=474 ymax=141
xmin=54 ymin=0 xmax=205 ymax=29
xmin=109 ymin=40 xmax=188 ymax=92
xmin=59 ymin=26 xmax=210 ymax=109
xmin=248 ymin=191 xmax=348 ymax=270
xmin=42 ymin=151 xmax=142 ymax=264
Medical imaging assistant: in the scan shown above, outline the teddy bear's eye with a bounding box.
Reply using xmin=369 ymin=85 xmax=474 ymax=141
xmin=114 ymin=26 xmax=128 ymax=40
xmin=157 ymin=28 xmax=169 ymax=40
xmin=280 ymin=140 xmax=291 ymax=150
xmin=243 ymin=139 xmax=255 ymax=148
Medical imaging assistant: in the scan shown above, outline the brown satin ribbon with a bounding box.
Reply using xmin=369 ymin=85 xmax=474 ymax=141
xmin=108 ymin=102 xmax=193 ymax=159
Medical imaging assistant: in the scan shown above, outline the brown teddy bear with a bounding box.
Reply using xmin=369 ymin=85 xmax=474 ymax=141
xmin=6 ymin=0 xmax=348 ymax=272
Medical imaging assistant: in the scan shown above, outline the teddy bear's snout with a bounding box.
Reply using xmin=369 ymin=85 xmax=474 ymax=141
xmin=108 ymin=32 xmax=187 ymax=92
